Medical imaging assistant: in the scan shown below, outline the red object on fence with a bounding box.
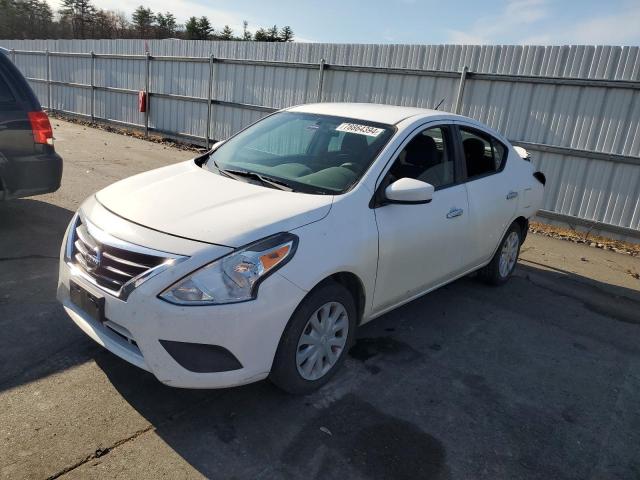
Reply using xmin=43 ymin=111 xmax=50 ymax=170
xmin=138 ymin=91 xmax=147 ymax=112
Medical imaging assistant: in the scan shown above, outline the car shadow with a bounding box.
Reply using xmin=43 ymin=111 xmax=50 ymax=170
xmin=0 ymin=198 xmax=100 ymax=392
xmin=94 ymin=326 xmax=452 ymax=479
xmin=94 ymin=256 xmax=640 ymax=479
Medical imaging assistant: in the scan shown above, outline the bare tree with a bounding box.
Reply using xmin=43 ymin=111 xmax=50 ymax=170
xmin=242 ymin=20 xmax=252 ymax=40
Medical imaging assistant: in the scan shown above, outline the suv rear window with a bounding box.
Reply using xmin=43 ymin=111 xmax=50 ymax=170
xmin=0 ymin=74 xmax=16 ymax=103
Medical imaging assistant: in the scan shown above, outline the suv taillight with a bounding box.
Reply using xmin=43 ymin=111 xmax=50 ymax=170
xmin=27 ymin=111 xmax=54 ymax=145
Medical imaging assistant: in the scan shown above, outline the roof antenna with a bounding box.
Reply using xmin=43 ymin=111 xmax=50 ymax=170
xmin=434 ymin=97 xmax=446 ymax=110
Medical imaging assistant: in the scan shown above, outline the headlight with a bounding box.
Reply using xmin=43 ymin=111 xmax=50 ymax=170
xmin=159 ymin=232 xmax=298 ymax=305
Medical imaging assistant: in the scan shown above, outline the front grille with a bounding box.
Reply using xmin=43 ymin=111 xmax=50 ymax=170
xmin=69 ymin=216 xmax=169 ymax=295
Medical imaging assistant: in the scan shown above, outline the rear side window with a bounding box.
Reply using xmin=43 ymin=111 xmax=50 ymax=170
xmin=460 ymin=127 xmax=507 ymax=179
xmin=0 ymin=74 xmax=16 ymax=103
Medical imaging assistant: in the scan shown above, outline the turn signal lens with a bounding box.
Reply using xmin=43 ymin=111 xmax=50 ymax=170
xmin=260 ymin=244 xmax=291 ymax=271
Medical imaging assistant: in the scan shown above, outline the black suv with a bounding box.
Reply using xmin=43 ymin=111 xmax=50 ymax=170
xmin=0 ymin=48 xmax=62 ymax=200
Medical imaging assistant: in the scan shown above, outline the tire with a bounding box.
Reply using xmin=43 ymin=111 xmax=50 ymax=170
xmin=270 ymin=281 xmax=357 ymax=395
xmin=479 ymin=223 xmax=522 ymax=286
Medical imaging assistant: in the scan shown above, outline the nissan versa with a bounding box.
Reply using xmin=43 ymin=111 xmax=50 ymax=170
xmin=57 ymin=103 xmax=545 ymax=394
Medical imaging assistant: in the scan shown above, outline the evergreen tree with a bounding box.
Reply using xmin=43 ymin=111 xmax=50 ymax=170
xmin=131 ymin=5 xmax=154 ymax=38
xmin=279 ymin=25 xmax=294 ymax=42
xmin=155 ymin=12 xmax=177 ymax=38
xmin=220 ymin=25 xmax=233 ymax=40
xmin=0 ymin=4 xmax=296 ymax=42
xmin=196 ymin=16 xmax=213 ymax=39
xmin=254 ymin=27 xmax=268 ymax=41
xmin=267 ymin=24 xmax=279 ymax=41
xmin=59 ymin=0 xmax=96 ymax=39
xmin=184 ymin=16 xmax=199 ymax=39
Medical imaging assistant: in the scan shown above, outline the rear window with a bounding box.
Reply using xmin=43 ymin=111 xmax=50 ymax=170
xmin=0 ymin=53 xmax=40 ymax=108
xmin=0 ymin=74 xmax=16 ymax=103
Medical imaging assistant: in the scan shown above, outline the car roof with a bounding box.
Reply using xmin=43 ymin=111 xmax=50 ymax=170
xmin=287 ymin=102 xmax=460 ymax=125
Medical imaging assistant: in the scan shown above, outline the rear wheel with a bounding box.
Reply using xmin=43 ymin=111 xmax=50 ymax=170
xmin=270 ymin=281 xmax=356 ymax=394
xmin=479 ymin=223 xmax=522 ymax=285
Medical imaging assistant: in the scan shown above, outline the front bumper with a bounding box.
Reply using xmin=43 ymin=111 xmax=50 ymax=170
xmin=57 ymin=217 xmax=308 ymax=389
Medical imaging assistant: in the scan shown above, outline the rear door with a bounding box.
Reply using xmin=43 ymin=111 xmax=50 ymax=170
xmin=453 ymin=122 xmax=517 ymax=266
xmin=372 ymin=123 xmax=470 ymax=314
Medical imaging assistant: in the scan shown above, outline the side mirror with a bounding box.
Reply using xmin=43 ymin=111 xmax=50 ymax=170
xmin=384 ymin=178 xmax=434 ymax=204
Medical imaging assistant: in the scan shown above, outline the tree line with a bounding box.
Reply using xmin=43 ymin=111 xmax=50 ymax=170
xmin=0 ymin=0 xmax=295 ymax=41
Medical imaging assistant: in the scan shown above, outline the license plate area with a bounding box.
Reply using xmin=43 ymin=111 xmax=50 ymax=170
xmin=70 ymin=280 xmax=105 ymax=323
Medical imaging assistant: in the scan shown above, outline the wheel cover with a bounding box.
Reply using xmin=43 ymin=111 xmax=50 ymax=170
xmin=499 ymin=231 xmax=520 ymax=278
xmin=296 ymin=301 xmax=349 ymax=381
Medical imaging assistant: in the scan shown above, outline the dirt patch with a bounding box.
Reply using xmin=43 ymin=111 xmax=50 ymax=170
xmin=529 ymin=221 xmax=640 ymax=257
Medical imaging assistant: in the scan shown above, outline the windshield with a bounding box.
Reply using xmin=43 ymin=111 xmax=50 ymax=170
xmin=204 ymin=112 xmax=395 ymax=194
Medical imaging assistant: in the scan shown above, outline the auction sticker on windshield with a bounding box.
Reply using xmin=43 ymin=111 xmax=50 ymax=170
xmin=336 ymin=123 xmax=385 ymax=137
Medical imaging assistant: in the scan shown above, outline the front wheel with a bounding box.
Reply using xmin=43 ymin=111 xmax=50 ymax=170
xmin=479 ymin=223 xmax=522 ymax=285
xmin=269 ymin=281 xmax=356 ymax=394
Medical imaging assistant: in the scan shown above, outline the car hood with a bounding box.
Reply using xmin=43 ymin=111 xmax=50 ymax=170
xmin=95 ymin=160 xmax=333 ymax=247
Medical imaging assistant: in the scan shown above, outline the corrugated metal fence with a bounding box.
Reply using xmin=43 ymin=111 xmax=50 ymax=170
xmin=2 ymin=39 xmax=639 ymax=241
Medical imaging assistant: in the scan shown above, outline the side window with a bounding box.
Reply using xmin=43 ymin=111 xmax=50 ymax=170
xmin=0 ymin=74 xmax=16 ymax=104
xmin=387 ymin=126 xmax=455 ymax=189
xmin=460 ymin=128 xmax=507 ymax=179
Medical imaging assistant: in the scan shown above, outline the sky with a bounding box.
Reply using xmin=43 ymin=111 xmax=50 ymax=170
xmin=46 ymin=0 xmax=640 ymax=45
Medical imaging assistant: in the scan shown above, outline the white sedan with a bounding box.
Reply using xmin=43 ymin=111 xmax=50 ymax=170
xmin=57 ymin=103 xmax=545 ymax=394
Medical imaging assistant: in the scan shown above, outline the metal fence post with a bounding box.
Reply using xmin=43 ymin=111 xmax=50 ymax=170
xmin=454 ymin=66 xmax=468 ymax=114
xmin=317 ymin=58 xmax=326 ymax=102
xmin=206 ymin=54 xmax=215 ymax=149
xmin=144 ymin=51 xmax=150 ymax=137
xmin=90 ymin=51 xmax=95 ymax=123
xmin=45 ymin=49 xmax=51 ymax=110
xmin=10 ymin=49 xmax=15 ymax=64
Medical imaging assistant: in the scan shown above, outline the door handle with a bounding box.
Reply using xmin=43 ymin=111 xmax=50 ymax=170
xmin=506 ymin=191 xmax=518 ymax=200
xmin=446 ymin=208 xmax=464 ymax=219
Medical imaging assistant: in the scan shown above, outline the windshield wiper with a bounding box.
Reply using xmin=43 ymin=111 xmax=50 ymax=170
xmin=210 ymin=160 xmax=332 ymax=194
xmin=215 ymin=164 xmax=293 ymax=192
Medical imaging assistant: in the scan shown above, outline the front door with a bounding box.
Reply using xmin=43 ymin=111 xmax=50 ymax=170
xmin=372 ymin=124 xmax=470 ymax=315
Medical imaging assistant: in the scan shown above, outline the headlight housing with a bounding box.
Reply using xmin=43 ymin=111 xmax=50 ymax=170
xmin=159 ymin=232 xmax=298 ymax=305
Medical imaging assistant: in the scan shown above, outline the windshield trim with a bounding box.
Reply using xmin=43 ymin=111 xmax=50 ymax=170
xmin=203 ymin=111 xmax=397 ymax=195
